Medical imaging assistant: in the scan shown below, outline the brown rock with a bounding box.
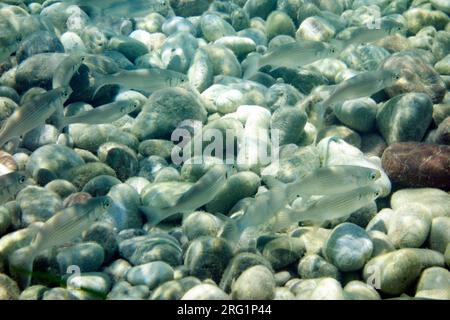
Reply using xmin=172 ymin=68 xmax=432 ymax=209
xmin=382 ymin=143 xmax=450 ymax=189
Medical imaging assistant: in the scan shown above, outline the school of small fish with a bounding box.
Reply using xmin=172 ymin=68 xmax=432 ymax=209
xmin=0 ymin=0 xmax=448 ymax=300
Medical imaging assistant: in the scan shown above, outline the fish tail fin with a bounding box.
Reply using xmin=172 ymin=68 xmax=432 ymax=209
xmin=8 ymin=246 xmax=37 ymax=289
xmin=139 ymin=206 xmax=171 ymax=226
xmin=243 ymin=54 xmax=261 ymax=79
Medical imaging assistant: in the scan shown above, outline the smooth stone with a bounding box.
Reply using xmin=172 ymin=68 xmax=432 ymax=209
xmin=98 ymin=142 xmax=138 ymax=181
xmin=26 ymin=144 xmax=85 ymax=185
xmin=45 ymin=180 xmax=77 ymax=199
xmin=323 ymin=223 xmax=373 ymax=272
xmin=334 ymin=98 xmax=378 ymax=133
xmin=162 ymin=16 xmax=196 ymax=36
xmin=150 ymin=276 xmax=202 ymax=300
xmin=42 ymin=288 xmax=76 ymax=300
xmin=0 ymin=273 xmax=20 ymax=300
xmin=82 ymin=175 xmax=122 ymax=197
xmin=19 ymin=285 xmax=49 ymax=300
xmin=138 ymin=156 xmax=168 ymax=182
xmin=391 ymin=188 xmax=450 ymax=218
xmin=265 ymin=83 xmax=304 ymax=112
xmin=107 ymin=36 xmax=148 ymax=62
xmin=292 ymin=278 xmax=345 ymax=300
xmin=184 ymin=236 xmax=234 ymax=283
xmin=0 ymin=98 xmax=18 ymax=125
xmin=243 ymin=0 xmax=277 ymax=19
xmin=316 ymin=125 xmax=362 ymax=149
xmin=274 ymin=271 xmax=292 ymax=286
xmin=296 ymin=16 xmax=336 ymax=41
xmin=124 ymin=177 xmax=151 ymax=196
xmin=0 ymin=206 xmax=12 ymax=236
xmin=387 ymin=205 xmax=432 ymax=248
xmin=404 ymin=8 xmax=449 ymax=34
xmin=170 ymin=0 xmax=210 ymax=17
xmin=132 ymin=88 xmax=207 ymax=140
xmin=103 ymin=259 xmax=131 ymax=284
xmin=231 ymin=265 xmax=275 ymax=300
xmin=434 ymin=116 xmax=450 ymax=145
xmin=107 ymin=281 xmax=149 ymax=300
xmin=83 ymin=222 xmax=118 ymax=263
xmin=154 ymin=167 xmax=182 ymax=183
xmin=262 ymin=236 xmax=306 ymax=270
xmin=274 ymin=287 xmax=296 ymax=300
xmin=261 ymin=145 xmax=321 ymax=183
xmin=188 ymin=48 xmax=214 ymax=93
xmin=343 ymin=281 xmax=381 ymax=300
xmin=182 ymin=212 xmax=222 ymax=241
xmin=16 ymin=30 xmax=64 ymax=64
xmin=360 ymin=133 xmax=388 ymax=157
xmin=381 ymin=143 xmax=450 ymax=189
xmin=297 ymin=254 xmax=340 ymax=280
xmin=271 ymin=106 xmax=307 ymax=145
xmin=22 ymin=125 xmax=59 ymax=151
xmin=0 ymin=87 xmax=20 ymax=104
xmin=376 ymin=93 xmax=433 ymax=144
xmin=0 ymin=227 xmax=39 ymax=267
xmin=341 ymin=44 xmax=390 ymax=72
xmin=56 ymin=242 xmax=105 ymax=273
xmin=435 ymin=54 xmax=450 ymax=75
xmin=68 ymin=124 xmax=139 ymax=153
xmin=266 ymin=10 xmax=295 ymax=40
xmin=16 ymin=186 xmax=62 ymax=226
xmin=429 ymin=217 xmax=450 ymax=253
xmin=380 ymin=51 xmax=447 ymax=103
xmin=15 ymin=53 xmax=67 ymax=92
xmin=119 ymin=234 xmax=183 ymax=267
xmin=126 ymin=261 xmax=174 ymax=289
xmin=138 ymin=140 xmax=174 ymax=161
xmin=219 ymin=252 xmax=274 ymax=293
xmin=362 ymin=248 xmax=445 ymax=295
xmin=203 ymin=44 xmax=242 ymax=78
xmin=64 ymin=162 xmax=117 ymax=189
xmin=181 ymin=283 xmax=230 ymax=300
xmin=368 ymin=230 xmax=396 ymax=257
xmin=66 ymin=272 xmax=112 ymax=298
xmin=201 ymin=13 xmax=236 ymax=42
xmin=415 ymin=267 xmax=450 ymax=300
xmin=60 ymin=31 xmax=87 ymax=53
xmin=160 ymin=32 xmax=198 ymax=73
xmin=107 ymin=183 xmax=142 ymax=230
xmin=206 ymin=171 xmax=261 ymax=214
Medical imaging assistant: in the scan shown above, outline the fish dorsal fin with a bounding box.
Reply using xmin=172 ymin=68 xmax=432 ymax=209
xmin=262 ymin=175 xmax=285 ymax=190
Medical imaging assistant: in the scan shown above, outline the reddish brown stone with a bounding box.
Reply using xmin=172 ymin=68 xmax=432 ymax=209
xmin=382 ymin=142 xmax=450 ymax=189
xmin=62 ymin=192 xmax=92 ymax=208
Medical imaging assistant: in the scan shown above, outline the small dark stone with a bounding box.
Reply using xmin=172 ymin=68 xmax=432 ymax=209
xmin=16 ymin=31 xmax=64 ymax=64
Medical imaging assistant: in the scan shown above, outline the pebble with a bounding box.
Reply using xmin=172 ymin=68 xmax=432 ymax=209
xmin=184 ymin=236 xmax=234 ymax=283
xmin=0 ymin=273 xmax=20 ymax=300
xmin=323 ymin=223 xmax=373 ymax=272
xmin=126 ymin=261 xmax=174 ymax=289
xmin=150 ymin=276 xmax=201 ymax=300
xmin=415 ymin=267 xmax=450 ymax=299
xmin=56 ymin=242 xmax=105 ymax=273
xmin=376 ymin=93 xmax=433 ymax=144
xmin=382 ymin=143 xmax=450 ymax=189
xmin=231 ymin=265 xmax=275 ymax=300
xmin=181 ymin=283 xmax=230 ymax=300
xmin=182 ymin=212 xmax=222 ymax=241
xmin=297 ymin=254 xmax=340 ymax=280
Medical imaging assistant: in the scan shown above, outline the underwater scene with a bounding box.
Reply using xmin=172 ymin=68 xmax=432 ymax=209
xmin=0 ymin=0 xmax=449 ymax=301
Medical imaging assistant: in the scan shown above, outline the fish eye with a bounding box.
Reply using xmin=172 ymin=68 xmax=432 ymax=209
xmin=18 ymin=175 xmax=26 ymax=184
xmin=102 ymin=198 xmax=111 ymax=209
xmin=369 ymin=172 xmax=377 ymax=180
xmin=375 ymin=191 xmax=380 ymax=197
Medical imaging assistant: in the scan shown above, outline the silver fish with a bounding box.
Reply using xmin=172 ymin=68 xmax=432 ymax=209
xmin=63 ymin=0 xmax=171 ymax=18
xmin=92 ymin=68 xmax=188 ymax=97
xmin=265 ymin=165 xmax=381 ymax=200
xmin=321 ymin=69 xmax=401 ymax=108
xmin=0 ymin=171 xmax=28 ymax=204
xmin=9 ymin=196 xmax=113 ymax=289
xmin=244 ymin=40 xmax=343 ymax=79
xmin=343 ymin=25 xmax=404 ymax=47
xmin=63 ymin=99 xmax=139 ymax=126
xmin=140 ymin=164 xmax=228 ymax=226
xmin=269 ymin=185 xmax=382 ymax=231
xmin=52 ymin=53 xmax=86 ymax=89
xmin=0 ymin=87 xmax=72 ymax=148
